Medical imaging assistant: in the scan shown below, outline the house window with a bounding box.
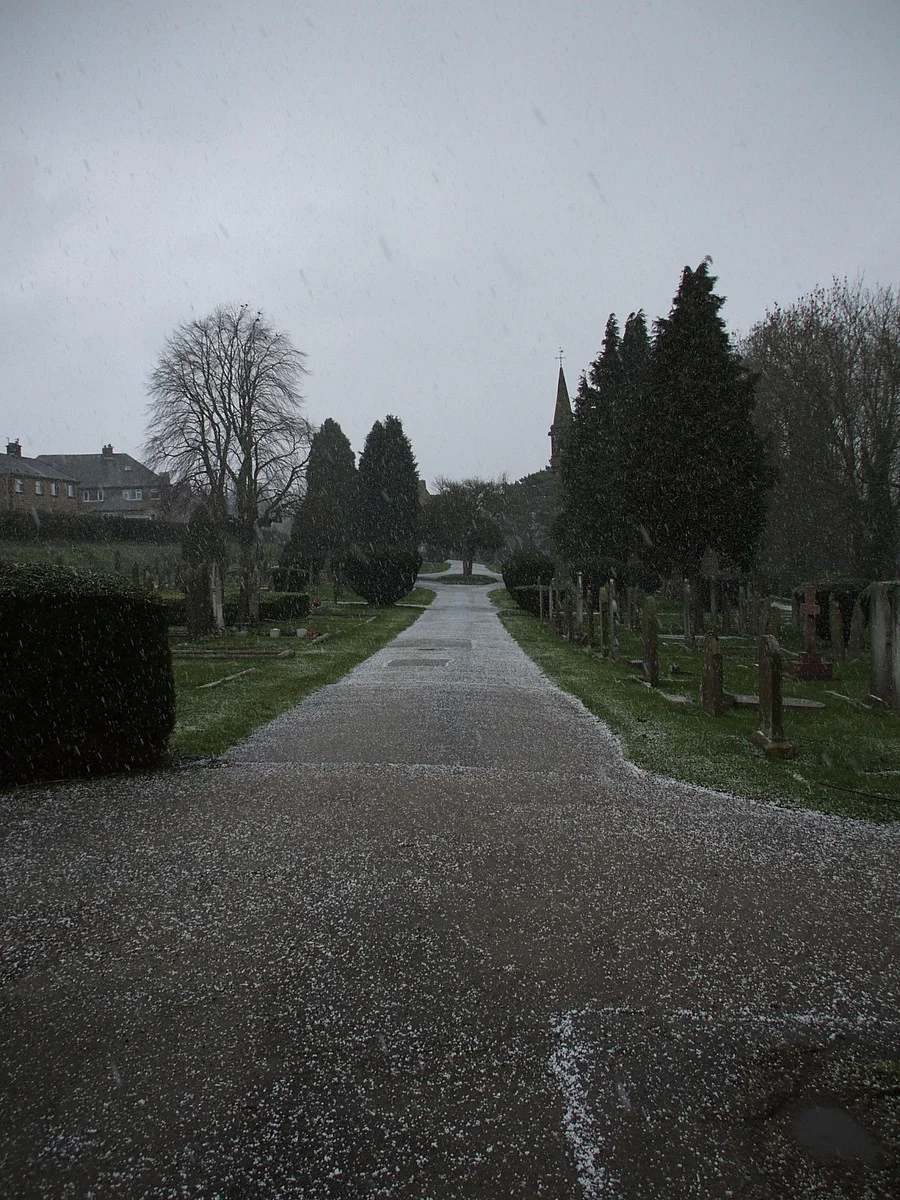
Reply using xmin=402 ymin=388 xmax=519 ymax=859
xmin=149 ymin=486 xmax=161 ymax=500
xmin=67 ymin=484 xmax=75 ymax=498
xmin=35 ymin=481 xmax=44 ymax=495
xmin=123 ymin=488 xmax=143 ymax=501
xmin=83 ymin=488 xmax=104 ymax=502
xmin=14 ymin=478 xmax=23 ymax=493
xmin=50 ymin=482 xmax=59 ymax=497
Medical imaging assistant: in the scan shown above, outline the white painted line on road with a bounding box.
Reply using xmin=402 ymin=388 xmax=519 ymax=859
xmin=549 ymin=1010 xmax=619 ymax=1199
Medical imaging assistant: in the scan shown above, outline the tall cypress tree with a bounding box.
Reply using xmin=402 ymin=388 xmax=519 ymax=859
xmin=628 ymin=262 xmax=771 ymax=577
xmin=356 ymin=414 xmax=420 ymax=551
xmin=287 ymin=418 xmax=357 ymax=575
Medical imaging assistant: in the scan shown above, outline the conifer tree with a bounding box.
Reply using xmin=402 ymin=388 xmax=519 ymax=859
xmin=287 ymin=418 xmax=357 ymax=577
xmin=356 ymin=415 xmax=420 ymax=551
xmin=627 ymin=262 xmax=771 ymax=577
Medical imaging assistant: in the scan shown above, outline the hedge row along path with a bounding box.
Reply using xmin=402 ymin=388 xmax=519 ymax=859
xmin=2 ymin=562 xmax=899 ymax=1198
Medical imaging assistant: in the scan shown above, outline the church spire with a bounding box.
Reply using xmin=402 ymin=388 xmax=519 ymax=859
xmin=549 ymin=362 xmax=573 ymax=470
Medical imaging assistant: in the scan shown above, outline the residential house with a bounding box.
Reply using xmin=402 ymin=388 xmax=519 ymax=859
xmin=37 ymin=445 xmax=171 ymax=520
xmin=0 ymin=440 xmax=79 ymax=514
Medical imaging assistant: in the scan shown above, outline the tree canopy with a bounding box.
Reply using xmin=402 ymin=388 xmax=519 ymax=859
xmin=287 ymin=418 xmax=357 ymax=576
xmin=423 ymin=477 xmax=506 ymax=575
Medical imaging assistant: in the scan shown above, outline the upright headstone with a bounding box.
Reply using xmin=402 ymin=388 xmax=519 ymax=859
xmin=709 ymin=576 xmax=719 ymax=631
xmin=683 ymin=579 xmax=695 ymax=648
xmin=586 ymin=589 xmax=595 ymax=648
xmin=848 ymin=599 xmax=865 ymax=660
xmin=642 ymin=595 xmax=659 ymax=687
xmin=788 ymin=585 xmax=833 ymax=681
xmin=626 ymin=587 xmax=635 ymax=633
xmin=868 ymin=583 xmax=892 ymax=706
xmin=598 ymin=586 xmax=609 ymax=657
xmin=828 ymin=597 xmax=845 ymax=663
xmin=700 ymin=632 xmax=731 ymax=717
xmin=609 ymin=578 xmax=620 ymax=661
xmin=751 ymin=636 xmax=794 ymax=758
xmin=209 ymin=560 xmax=225 ymax=633
xmin=565 ymin=591 xmax=574 ymax=642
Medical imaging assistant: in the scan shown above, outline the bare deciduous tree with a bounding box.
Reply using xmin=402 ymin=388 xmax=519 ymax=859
xmin=743 ymin=279 xmax=900 ymax=581
xmin=146 ymin=304 xmax=311 ymax=622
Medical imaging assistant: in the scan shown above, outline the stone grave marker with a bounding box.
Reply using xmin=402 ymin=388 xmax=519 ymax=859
xmin=598 ymin=586 xmax=609 ymax=657
xmin=210 ymin=561 xmax=225 ymax=633
xmin=721 ymin=588 xmax=732 ymax=635
xmin=848 ymin=599 xmax=865 ymax=660
xmin=788 ymin=585 xmax=833 ymax=681
xmin=626 ymin=587 xmax=635 ymax=632
xmin=868 ymin=583 xmax=892 ymax=706
xmin=829 ymin=597 xmax=846 ymax=663
xmin=766 ymin=603 xmax=782 ymax=638
xmin=699 ymin=632 xmax=732 ymax=716
xmin=609 ymin=578 xmax=620 ymax=661
xmin=751 ymin=635 xmax=794 ymax=758
xmin=642 ymin=595 xmax=659 ymax=686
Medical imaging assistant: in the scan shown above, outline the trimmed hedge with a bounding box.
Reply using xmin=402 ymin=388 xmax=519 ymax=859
xmin=160 ymin=590 xmax=311 ymax=627
xmin=0 ymin=562 xmax=175 ymax=785
xmin=0 ymin=510 xmax=184 ymax=544
xmin=502 ymin=551 xmax=555 ymax=617
xmin=342 ymin=548 xmax=421 ymax=607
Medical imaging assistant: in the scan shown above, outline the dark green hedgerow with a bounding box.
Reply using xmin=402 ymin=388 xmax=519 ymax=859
xmin=0 ymin=510 xmax=184 ymax=544
xmin=0 ymin=562 xmax=175 ymax=785
xmin=342 ymin=549 xmax=422 ymax=607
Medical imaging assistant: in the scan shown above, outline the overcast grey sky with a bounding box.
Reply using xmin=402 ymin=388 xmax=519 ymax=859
xmin=2 ymin=0 xmax=898 ymax=487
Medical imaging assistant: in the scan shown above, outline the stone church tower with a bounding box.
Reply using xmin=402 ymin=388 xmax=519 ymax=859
xmin=548 ymin=364 xmax=573 ymax=471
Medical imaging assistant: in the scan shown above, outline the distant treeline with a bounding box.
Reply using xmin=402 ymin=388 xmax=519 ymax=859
xmin=0 ymin=511 xmax=184 ymax=544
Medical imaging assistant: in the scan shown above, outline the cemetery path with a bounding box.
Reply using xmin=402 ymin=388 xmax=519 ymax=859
xmin=2 ymin=564 xmax=899 ymax=1199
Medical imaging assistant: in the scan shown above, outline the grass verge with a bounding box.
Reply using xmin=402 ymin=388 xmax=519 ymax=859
xmin=419 ymin=561 xmax=451 ymax=573
xmin=490 ymin=588 xmax=900 ymax=822
xmin=170 ymin=586 xmax=435 ymax=759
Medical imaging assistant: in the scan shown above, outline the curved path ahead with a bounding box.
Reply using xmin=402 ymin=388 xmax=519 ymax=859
xmin=2 ymin=567 xmax=898 ymax=1198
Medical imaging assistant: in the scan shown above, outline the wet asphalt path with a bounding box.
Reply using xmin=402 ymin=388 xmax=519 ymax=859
xmin=2 ymin=567 xmax=899 ymax=1198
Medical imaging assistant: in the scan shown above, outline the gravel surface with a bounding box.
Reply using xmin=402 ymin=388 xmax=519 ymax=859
xmin=2 ymin=566 xmax=898 ymax=1198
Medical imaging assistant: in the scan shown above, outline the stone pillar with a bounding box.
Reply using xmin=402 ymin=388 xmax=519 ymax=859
xmin=751 ymin=635 xmax=794 ymax=758
xmin=829 ymin=596 xmax=845 ymax=663
xmin=642 ymin=595 xmax=659 ymax=687
xmin=868 ymin=583 xmax=892 ymax=706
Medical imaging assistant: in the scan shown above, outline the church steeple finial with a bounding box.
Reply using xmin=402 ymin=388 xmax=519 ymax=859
xmin=549 ymin=353 xmax=573 ymax=470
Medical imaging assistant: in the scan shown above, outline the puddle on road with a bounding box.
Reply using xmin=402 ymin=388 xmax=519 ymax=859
xmin=791 ymin=1104 xmax=886 ymax=1164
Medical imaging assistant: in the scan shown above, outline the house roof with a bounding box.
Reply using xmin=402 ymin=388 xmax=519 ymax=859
xmin=0 ymin=453 xmax=78 ymax=483
xmin=36 ymin=452 xmax=165 ymax=489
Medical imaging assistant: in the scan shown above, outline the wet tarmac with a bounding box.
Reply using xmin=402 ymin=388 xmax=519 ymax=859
xmin=2 ymin=565 xmax=898 ymax=1197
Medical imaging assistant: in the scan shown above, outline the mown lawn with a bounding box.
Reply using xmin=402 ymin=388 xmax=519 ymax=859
xmin=491 ymin=588 xmax=900 ymax=823
xmin=170 ymin=586 xmax=435 ymax=758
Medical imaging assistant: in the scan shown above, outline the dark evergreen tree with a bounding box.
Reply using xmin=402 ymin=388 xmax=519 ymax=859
xmin=628 ymin=262 xmax=772 ymax=577
xmin=356 ymin=415 xmax=420 ymax=551
xmin=286 ymin=418 xmax=357 ymax=577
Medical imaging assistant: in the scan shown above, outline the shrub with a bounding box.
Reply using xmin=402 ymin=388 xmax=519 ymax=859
xmin=341 ymin=548 xmax=421 ymax=607
xmin=502 ymin=550 xmax=555 ymax=616
xmin=0 ymin=510 xmax=184 ymax=545
xmin=159 ymin=590 xmax=310 ymax=626
xmin=270 ymin=565 xmax=307 ymax=592
xmin=0 ymin=562 xmax=175 ymax=785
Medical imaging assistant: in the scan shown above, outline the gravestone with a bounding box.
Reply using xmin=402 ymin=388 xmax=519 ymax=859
xmin=642 ymin=595 xmax=659 ymax=687
xmin=788 ymin=585 xmax=833 ymax=681
xmin=848 ymin=599 xmax=865 ymax=660
xmin=868 ymin=583 xmax=892 ymax=706
xmin=209 ymin=561 xmax=225 ymax=632
xmin=721 ymin=588 xmax=732 ymax=635
xmin=609 ymin=578 xmax=620 ymax=661
xmin=586 ymin=589 xmax=595 ymax=648
xmin=829 ymin=597 xmax=846 ymax=663
xmin=626 ymin=587 xmax=635 ymax=633
xmin=751 ymin=635 xmax=794 ymax=758
xmin=565 ymin=591 xmax=574 ymax=641
xmin=683 ymin=579 xmax=694 ymax=648
xmin=699 ymin=633 xmax=732 ymax=716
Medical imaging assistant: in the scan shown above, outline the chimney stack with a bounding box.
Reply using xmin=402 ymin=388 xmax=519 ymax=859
xmin=5 ymin=439 xmax=22 ymax=458
xmin=102 ymin=443 xmax=114 ymax=457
